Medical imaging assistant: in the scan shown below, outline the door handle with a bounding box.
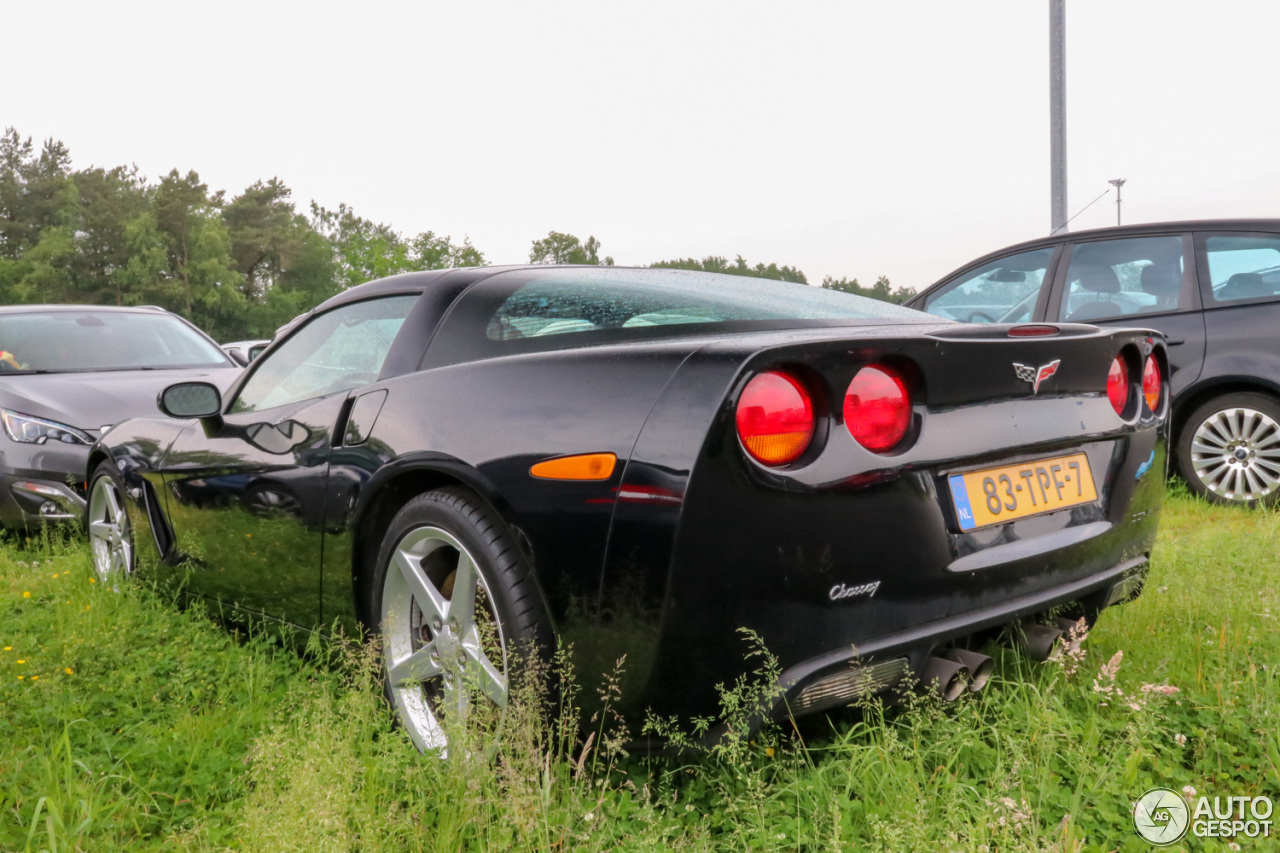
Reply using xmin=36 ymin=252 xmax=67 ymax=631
xmin=1166 ymin=338 xmax=1185 ymax=346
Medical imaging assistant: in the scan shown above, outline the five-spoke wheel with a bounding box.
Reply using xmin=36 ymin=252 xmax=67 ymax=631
xmin=1178 ymin=393 xmax=1280 ymax=506
xmin=87 ymin=461 xmax=134 ymax=581
xmin=371 ymin=487 xmax=550 ymax=754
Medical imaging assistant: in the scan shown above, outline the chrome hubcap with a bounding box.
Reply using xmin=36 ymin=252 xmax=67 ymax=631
xmin=88 ymin=476 xmax=132 ymax=580
xmin=380 ymin=526 xmax=507 ymax=754
xmin=1191 ymin=406 xmax=1280 ymax=502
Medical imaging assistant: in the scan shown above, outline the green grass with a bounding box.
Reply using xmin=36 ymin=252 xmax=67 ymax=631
xmin=2 ymin=492 xmax=1278 ymax=852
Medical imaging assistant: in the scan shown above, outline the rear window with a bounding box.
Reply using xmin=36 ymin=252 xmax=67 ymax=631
xmin=0 ymin=311 xmax=229 ymax=373
xmin=431 ymin=267 xmax=925 ymax=365
xmin=1203 ymin=234 xmax=1280 ymax=304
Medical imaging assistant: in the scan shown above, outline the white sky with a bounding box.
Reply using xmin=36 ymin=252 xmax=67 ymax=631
xmin=7 ymin=1 xmax=1279 ymax=291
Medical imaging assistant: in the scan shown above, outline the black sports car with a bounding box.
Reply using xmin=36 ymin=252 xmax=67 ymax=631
xmin=87 ymin=266 xmax=1168 ymax=752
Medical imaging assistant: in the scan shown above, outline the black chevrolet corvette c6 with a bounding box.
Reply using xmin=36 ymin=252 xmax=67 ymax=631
xmin=86 ymin=265 xmax=1168 ymax=752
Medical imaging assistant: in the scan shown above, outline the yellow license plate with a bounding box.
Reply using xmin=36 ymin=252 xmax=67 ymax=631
xmin=947 ymin=452 xmax=1097 ymax=531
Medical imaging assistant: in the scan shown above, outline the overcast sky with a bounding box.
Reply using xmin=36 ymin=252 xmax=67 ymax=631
xmin=7 ymin=1 xmax=1278 ymax=290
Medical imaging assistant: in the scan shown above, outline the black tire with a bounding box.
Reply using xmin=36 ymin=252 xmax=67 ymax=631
xmin=368 ymin=486 xmax=552 ymax=753
xmin=1176 ymin=391 xmax=1280 ymax=507
xmin=87 ymin=459 xmax=136 ymax=581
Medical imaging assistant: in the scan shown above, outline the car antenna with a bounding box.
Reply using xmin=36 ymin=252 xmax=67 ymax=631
xmin=1049 ymin=188 xmax=1111 ymax=236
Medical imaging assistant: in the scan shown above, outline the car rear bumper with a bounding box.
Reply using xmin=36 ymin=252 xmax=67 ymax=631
xmin=776 ymin=553 xmax=1148 ymax=718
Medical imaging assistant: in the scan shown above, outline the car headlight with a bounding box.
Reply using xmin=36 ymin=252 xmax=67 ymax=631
xmin=0 ymin=409 xmax=92 ymax=445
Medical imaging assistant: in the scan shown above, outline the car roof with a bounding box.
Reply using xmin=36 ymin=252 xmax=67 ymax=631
xmin=929 ymin=218 xmax=1280 ymax=289
xmin=0 ymin=304 xmax=172 ymax=316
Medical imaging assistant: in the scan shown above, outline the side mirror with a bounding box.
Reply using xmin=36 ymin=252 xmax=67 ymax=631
xmin=158 ymin=383 xmax=224 ymax=435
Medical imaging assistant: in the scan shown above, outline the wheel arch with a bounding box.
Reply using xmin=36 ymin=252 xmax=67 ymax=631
xmin=1171 ymin=377 xmax=1280 ymax=458
xmin=349 ymin=455 xmax=538 ymax=630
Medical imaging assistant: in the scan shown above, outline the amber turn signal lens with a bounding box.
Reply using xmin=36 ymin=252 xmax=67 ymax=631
xmin=530 ymin=453 xmax=617 ymax=481
xmin=1142 ymin=354 xmax=1162 ymax=411
xmin=735 ymin=371 xmax=815 ymax=466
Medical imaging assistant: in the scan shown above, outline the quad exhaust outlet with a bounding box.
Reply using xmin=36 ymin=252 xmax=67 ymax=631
xmin=921 ymin=649 xmax=994 ymax=701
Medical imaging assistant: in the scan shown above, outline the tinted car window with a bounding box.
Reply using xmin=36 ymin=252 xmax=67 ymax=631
xmin=0 ymin=311 xmax=228 ymax=373
xmin=428 ymin=267 xmax=926 ymax=366
xmin=1057 ymin=236 xmax=1185 ymax=322
xmin=1203 ymin=235 xmax=1280 ymax=304
xmin=231 ymin=296 xmax=417 ymax=413
xmin=922 ymin=248 xmax=1053 ymax=324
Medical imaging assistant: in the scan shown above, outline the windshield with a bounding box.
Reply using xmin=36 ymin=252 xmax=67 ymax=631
xmin=0 ymin=311 xmax=230 ymax=373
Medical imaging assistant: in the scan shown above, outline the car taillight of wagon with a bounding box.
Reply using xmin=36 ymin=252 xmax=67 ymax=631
xmin=844 ymin=364 xmax=911 ymax=452
xmin=735 ymin=371 xmax=815 ymax=466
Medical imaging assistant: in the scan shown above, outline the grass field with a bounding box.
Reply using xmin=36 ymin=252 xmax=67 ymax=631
xmin=2 ymin=491 xmax=1278 ymax=852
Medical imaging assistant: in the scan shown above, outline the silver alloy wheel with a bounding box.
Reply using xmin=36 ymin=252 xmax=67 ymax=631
xmin=1190 ymin=405 xmax=1280 ymax=503
xmin=88 ymin=474 xmax=133 ymax=581
xmin=380 ymin=525 xmax=508 ymax=754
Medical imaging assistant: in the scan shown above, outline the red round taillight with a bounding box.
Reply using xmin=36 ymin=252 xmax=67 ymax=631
xmin=735 ymin=371 xmax=815 ymax=466
xmin=1142 ymin=354 xmax=1162 ymax=411
xmin=1107 ymin=356 xmax=1130 ymax=416
xmin=844 ymin=365 xmax=911 ymax=452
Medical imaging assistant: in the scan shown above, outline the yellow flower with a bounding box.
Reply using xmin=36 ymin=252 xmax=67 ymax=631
xmin=16 ymin=660 xmax=25 ymax=664
xmin=31 ymin=675 xmax=38 ymax=680
xmin=89 ymin=578 xmax=96 ymax=584
xmin=64 ymin=667 xmax=74 ymax=675
xmin=17 ymin=675 xmax=23 ymax=681
xmin=245 ymin=533 xmax=252 ymax=538
xmin=765 ymin=747 xmax=775 ymax=757
xmin=22 ymin=591 xmax=30 ymax=598
xmin=3 ymin=646 xmax=10 ymax=651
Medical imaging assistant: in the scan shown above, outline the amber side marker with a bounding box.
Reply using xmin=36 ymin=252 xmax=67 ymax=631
xmin=530 ymin=453 xmax=617 ymax=481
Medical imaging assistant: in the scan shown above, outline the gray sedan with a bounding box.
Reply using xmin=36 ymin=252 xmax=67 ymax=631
xmin=0 ymin=305 xmax=239 ymax=529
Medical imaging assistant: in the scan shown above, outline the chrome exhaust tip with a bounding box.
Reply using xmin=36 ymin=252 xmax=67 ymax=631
xmin=1017 ymin=622 xmax=1065 ymax=661
xmin=921 ymin=656 xmax=970 ymax=701
xmin=939 ymin=648 xmax=995 ymax=692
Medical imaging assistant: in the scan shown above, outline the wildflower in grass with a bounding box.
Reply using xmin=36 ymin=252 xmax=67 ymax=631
xmin=1183 ymin=785 xmax=1197 ymax=799
xmin=3 ymin=646 xmax=10 ymax=651
xmin=64 ymin=667 xmax=73 ymax=675
xmin=1229 ymin=842 xmax=1242 ymax=851
xmin=1141 ymin=683 xmax=1181 ymax=696
xmin=17 ymin=675 xmax=23 ymax=680
xmin=765 ymin=747 xmax=775 ymax=757
xmin=89 ymin=578 xmax=96 ymax=584
xmin=17 ymin=660 xmax=25 ymax=664
xmin=22 ymin=591 xmax=30 ymax=598
xmin=1175 ymin=733 xmax=1188 ymax=746
xmin=1091 ymin=650 xmax=1125 ymax=705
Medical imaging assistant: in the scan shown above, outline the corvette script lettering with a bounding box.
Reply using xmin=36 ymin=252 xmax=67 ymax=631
xmin=829 ymin=580 xmax=881 ymax=602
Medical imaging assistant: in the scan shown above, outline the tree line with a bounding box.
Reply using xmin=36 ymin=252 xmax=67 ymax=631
xmin=0 ymin=128 xmax=913 ymax=342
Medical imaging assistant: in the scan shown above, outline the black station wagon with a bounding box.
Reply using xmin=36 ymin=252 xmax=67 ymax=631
xmin=909 ymin=220 xmax=1280 ymax=506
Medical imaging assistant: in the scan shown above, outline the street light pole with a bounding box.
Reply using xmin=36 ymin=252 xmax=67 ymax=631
xmin=1108 ymin=178 xmax=1126 ymax=226
xmin=1049 ymin=0 xmax=1067 ymax=234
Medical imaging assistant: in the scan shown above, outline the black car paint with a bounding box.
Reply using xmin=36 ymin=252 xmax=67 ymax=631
xmin=92 ymin=266 xmax=1167 ymax=726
